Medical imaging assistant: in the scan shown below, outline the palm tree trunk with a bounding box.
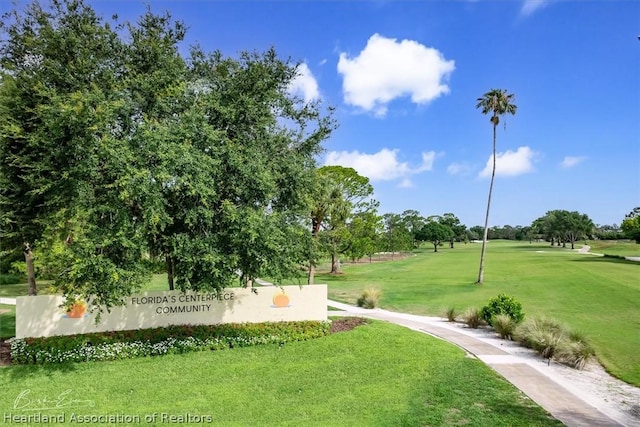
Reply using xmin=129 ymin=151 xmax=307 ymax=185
xmin=477 ymin=121 xmax=497 ymax=284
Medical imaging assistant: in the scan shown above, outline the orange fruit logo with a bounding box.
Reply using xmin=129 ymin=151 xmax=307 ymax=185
xmin=66 ymin=301 xmax=87 ymax=318
xmin=272 ymin=292 xmax=290 ymax=308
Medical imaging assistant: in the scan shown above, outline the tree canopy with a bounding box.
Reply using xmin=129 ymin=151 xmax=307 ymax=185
xmin=0 ymin=0 xmax=335 ymax=311
xmin=421 ymin=220 xmax=454 ymax=253
xmin=312 ymin=166 xmax=376 ymax=275
xmin=621 ymin=207 xmax=640 ymax=244
xmin=532 ymin=210 xmax=594 ymax=249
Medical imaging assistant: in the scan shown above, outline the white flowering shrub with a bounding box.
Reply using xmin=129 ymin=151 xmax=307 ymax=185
xmin=11 ymin=321 xmax=332 ymax=365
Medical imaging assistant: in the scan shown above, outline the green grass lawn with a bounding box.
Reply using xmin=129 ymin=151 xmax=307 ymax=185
xmin=586 ymin=239 xmax=640 ymax=257
xmin=308 ymin=241 xmax=640 ymax=386
xmin=3 ymin=240 xmax=638 ymax=386
xmin=0 ymin=304 xmax=16 ymax=339
xmin=0 ymin=320 xmax=560 ymax=427
xmin=0 ymin=281 xmax=51 ymax=297
xmin=147 ymin=273 xmax=171 ymax=291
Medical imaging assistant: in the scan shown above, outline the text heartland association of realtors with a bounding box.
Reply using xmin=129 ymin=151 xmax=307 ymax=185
xmin=130 ymin=292 xmax=235 ymax=315
xmin=4 ymin=412 xmax=213 ymax=424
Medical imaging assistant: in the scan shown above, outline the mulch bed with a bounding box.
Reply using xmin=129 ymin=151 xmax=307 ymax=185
xmin=329 ymin=317 xmax=368 ymax=333
xmin=0 ymin=340 xmax=11 ymax=366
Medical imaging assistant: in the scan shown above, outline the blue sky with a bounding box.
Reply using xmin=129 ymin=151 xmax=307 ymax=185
xmin=6 ymin=0 xmax=639 ymax=227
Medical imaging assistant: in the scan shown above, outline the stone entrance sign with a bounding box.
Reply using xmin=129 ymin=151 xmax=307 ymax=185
xmin=16 ymin=285 xmax=327 ymax=339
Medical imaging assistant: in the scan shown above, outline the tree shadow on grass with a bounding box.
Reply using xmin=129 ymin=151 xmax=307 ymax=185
xmin=2 ymin=359 xmax=78 ymax=381
xmin=570 ymin=256 xmax=640 ymax=265
xmin=505 ymin=244 xmax=556 ymax=250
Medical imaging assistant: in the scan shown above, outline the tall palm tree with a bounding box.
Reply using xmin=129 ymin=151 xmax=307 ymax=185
xmin=476 ymin=89 xmax=517 ymax=284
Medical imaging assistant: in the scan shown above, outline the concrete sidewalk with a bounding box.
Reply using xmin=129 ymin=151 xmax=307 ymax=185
xmin=327 ymin=300 xmax=624 ymax=427
xmin=0 ymin=297 xmax=16 ymax=305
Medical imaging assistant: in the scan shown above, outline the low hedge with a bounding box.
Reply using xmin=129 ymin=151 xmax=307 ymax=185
xmin=11 ymin=321 xmax=331 ymax=365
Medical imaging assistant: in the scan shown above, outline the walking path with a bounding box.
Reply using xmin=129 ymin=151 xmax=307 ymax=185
xmin=325 ymin=300 xmax=639 ymax=427
xmin=0 ymin=297 xmax=16 ymax=305
xmin=578 ymin=245 xmax=640 ymax=262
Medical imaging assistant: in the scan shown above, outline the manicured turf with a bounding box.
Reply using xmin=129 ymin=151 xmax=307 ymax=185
xmin=4 ymin=240 xmax=639 ymax=385
xmin=147 ymin=273 xmax=171 ymax=291
xmin=0 ymin=281 xmax=51 ymax=297
xmin=0 ymin=321 xmax=561 ymax=426
xmin=310 ymin=241 xmax=640 ymax=386
xmin=587 ymin=239 xmax=640 ymax=257
xmin=0 ymin=304 xmax=15 ymax=339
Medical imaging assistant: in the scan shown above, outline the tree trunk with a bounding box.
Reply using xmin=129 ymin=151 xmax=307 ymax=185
xmin=24 ymin=243 xmax=37 ymax=296
xmin=477 ymin=121 xmax=497 ymax=284
xmin=433 ymin=243 xmax=438 ymax=252
xmin=307 ymin=260 xmax=315 ymax=285
xmin=330 ymin=253 xmax=340 ymax=274
xmin=308 ymin=220 xmax=321 ymax=285
xmin=166 ymin=255 xmax=175 ymax=291
xmin=450 ymin=238 xmax=454 ymax=249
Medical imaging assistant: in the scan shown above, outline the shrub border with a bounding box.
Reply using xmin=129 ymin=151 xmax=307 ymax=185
xmin=11 ymin=321 xmax=331 ymax=365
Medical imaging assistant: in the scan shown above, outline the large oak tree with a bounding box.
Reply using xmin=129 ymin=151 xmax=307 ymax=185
xmin=0 ymin=0 xmax=335 ymax=312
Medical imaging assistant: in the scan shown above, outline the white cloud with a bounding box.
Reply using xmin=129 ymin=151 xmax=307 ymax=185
xmin=324 ymin=148 xmax=436 ymax=184
xmin=521 ymin=0 xmax=551 ymax=16
xmin=337 ymin=34 xmax=455 ymax=117
xmin=288 ymin=63 xmax=320 ymax=103
xmin=447 ymin=162 xmax=473 ymax=176
xmin=399 ymin=178 xmax=414 ymax=188
xmin=478 ymin=146 xmax=536 ymax=178
xmin=560 ymin=156 xmax=586 ymax=168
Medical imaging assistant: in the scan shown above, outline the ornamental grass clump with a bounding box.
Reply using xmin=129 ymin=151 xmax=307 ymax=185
xmin=514 ymin=317 xmax=595 ymax=369
xmin=492 ymin=314 xmax=517 ymax=340
xmin=555 ymin=331 xmax=595 ymax=370
xmin=444 ymin=306 xmax=458 ymax=322
xmin=514 ymin=317 xmax=564 ymax=359
xmin=357 ymin=288 xmax=381 ymax=309
xmin=462 ymin=307 xmax=485 ymax=329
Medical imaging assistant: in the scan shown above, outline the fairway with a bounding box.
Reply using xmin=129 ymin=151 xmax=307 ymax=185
xmin=313 ymin=241 xmax=640 ymax=386
xmin=0 ymin=321 xmax=560 ymax=426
